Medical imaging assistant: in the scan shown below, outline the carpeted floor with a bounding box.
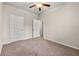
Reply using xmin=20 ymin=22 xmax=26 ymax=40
xmin=0 ymin=37 xmax=79 ymax=56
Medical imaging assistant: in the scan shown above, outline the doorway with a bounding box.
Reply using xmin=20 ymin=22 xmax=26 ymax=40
xmin=32 ymin=19 xmax=43 ymax=38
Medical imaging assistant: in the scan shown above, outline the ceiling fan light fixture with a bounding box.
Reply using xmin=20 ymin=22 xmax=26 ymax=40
xmin=29 ymin=2 xmax=51 ymax=11
xmin=36 ymin=3 xmax=43 ymax=8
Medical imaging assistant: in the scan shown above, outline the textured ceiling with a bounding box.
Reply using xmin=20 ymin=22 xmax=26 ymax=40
xmin=3 ymin=2 xmax=66 ymax=15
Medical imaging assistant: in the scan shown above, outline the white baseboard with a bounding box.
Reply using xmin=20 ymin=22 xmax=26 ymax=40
xmin=3 ymin=37 xmax=32 ymax=45
xmin=45 ymin=38 xmax=79 ymax=50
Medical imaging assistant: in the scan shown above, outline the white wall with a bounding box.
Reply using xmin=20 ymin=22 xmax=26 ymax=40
xmin=3 ymin=4 xmax=37 ymax=44
xmin=0 ymin=2 xmax=3 ymax=54
xmin=40 ymin=3 xmax=79 ymax=49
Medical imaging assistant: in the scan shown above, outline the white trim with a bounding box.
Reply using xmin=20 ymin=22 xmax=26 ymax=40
xmin=45 ymin=37 xmax=79 ymax=50
xmin=3 ymin=37 xmax=32 ymax=45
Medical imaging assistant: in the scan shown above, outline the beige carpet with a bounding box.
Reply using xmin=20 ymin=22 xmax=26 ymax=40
xmin=0 ymin=37 xmax=79 ymax=56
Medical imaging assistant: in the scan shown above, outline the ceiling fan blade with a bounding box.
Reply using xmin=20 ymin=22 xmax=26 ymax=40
xmin=39 ymin=8 xmax=41 ymax=11
xmin=29 ymin=4 xmax=36 ymax=8
xmin=43 ymin=4 xmax=50 ymax=7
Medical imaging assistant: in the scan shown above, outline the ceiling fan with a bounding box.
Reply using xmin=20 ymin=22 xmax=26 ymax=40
xmin=29 ymin=2 xmax=50 ymax=11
